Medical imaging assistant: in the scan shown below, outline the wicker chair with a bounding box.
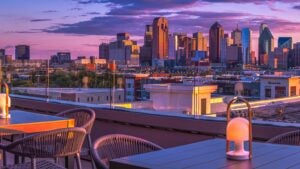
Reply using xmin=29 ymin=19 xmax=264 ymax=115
xmin=56 ymin=108 xmax=96 ymax=168
xmin=0 ymin=127 xmax=86 ymax=169
xmin=92 ymin=134 xmax=163 ymax=169
xmin=267 ymin=130 xmax=300 ymax=146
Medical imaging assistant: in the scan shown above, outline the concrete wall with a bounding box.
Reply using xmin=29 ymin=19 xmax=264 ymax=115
xmin=11 ymin=96 xmax=300 ymax=148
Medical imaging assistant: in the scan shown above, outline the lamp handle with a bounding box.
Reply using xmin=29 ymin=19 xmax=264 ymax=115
xmin=226 ymin=96 xmax=253 ymax=159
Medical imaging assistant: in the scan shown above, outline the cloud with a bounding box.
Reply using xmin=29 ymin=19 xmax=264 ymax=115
xmin=43 ymin=10 xmax=58 ymax=13
xmin=5 ymin=30 xmax=40 ymax=34
xmin=293 ymin=5 xmax=300 ymax=10
xmin=86 ymin=12 xmax=101 ymax=15
xmin=44 ymin=16 xmax=151 ymax=36
xmin=70 ymin=7 xmax=83 ymax=11
xmin=30 ymin=19 xmax=52 ymax=22
xmin=201 ymin=0 xmax=299 ymax=3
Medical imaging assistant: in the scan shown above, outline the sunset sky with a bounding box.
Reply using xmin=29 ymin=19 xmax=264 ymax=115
xmin=0 ymin=0 xmax=300 ymax=59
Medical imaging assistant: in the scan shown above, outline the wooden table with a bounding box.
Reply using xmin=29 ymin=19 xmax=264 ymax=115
xmin=111 ymin=138 xmax=300 ymax=169
xmin=0 ymin=110 xmax=74 ymax=134
xmin=0 ymin=110 xmax=75 ymax=169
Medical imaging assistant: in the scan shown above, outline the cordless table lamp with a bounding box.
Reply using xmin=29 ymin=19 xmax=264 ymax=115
xmin=226 ymin=97 xmax=252 ymax=160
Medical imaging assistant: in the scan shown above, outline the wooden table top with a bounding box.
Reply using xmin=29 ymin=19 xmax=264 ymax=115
xmin=0 ymin=110 xmax=74 ymax=134
xmin=111 ymin=138 xmax=300 ymax=169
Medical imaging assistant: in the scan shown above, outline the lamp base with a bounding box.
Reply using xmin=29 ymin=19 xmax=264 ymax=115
xmin=226 ymin=151 xmax=249 ymax=161
xmin=0 ymin=114 xmax=10 ymax=119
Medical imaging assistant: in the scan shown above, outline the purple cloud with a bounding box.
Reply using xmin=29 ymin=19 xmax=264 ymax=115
xmin=30 ymin=19 xmax=52 ymax=22
xmin=43 ymin=10 xmax=58 ymax=13
xmin=293 ymin=5 xmax=300 ymax=10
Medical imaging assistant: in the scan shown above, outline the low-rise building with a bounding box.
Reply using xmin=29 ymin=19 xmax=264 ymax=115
xmin=12 ymin=87 xmax=125 ymax=104
xmin=260 ymin=75 xmax=300 ymax=99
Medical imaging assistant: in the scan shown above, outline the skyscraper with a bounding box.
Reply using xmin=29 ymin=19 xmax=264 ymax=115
xmin=242 ymin=28 xmax=252 ymax=65
xmin=192 ymin=32 xmax=207 ymax=51
xmin=99 ymin=43 xmax=109 ymax=60
xmin=258 ymin=24 xmax=274 ymax=65
xmin=260 ymin=23 xmax=268 ymax=35
xmin=209 ymin=22 xmax=224 ymax=63
xmin=15 ymin=45 xmax=30 ymax=60
xmin=140 ymin=25 xmax=153 ymax=66
xmin=109 ymin=33 xmax=140 ymax=65
xmin=152 ymin=17 xmax=169 ymax=60
xmin=220 ymin=34 xmax=233 ymax=65
xmin=231 ymin=26 xmax=242 ymax=46
xmin=293 ymin=43 xmax=300 ymax=67
xmin=278 ymin=37 xmax=292 ymax=49
xmin=0 ymin=49 xmax=5 ymax=65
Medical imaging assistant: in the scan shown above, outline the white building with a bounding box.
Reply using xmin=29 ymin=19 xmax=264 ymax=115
xmin=12 ymin=88 xmax=125 ymax=104
xmin=260 ymin=75 xmax=300 ymax=99
xmin=144 ymin=83 xmax=217 ymax=115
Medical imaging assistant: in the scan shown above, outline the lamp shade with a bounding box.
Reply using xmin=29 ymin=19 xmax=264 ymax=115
xmin=227 ymin=117 xmax=249 ymax=141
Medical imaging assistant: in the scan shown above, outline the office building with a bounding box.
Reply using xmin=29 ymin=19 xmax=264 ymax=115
xmin=209 ymin=22 xmax=224 ymax=63
xmin=15 ymin=45 xmax=30 ymax=60
xmin=268 ymin=48 xmax=289 ymax=69
xmin=260 ymin=75 xmax=300 ymax=99
xmin=220 ymin=34 xmax=233 ymax=65
xmin=293 ymin=43 xmax=300 ymax=67
xmin=242 ymin=28 xmax=252 ymax=65
xmin=278 ymin=37 xmax=292 ymax=49
xmin=109 ymin=33 xmax=140 ymax=66
xmin=140 ymin=25 xmax=153 ymax=66
xmin=99 ymin=43 xmax=109 ymax=60
xmin=50 ymin=52 xmax=71 ymax=65
xmin=258 ymin=24 xmax=274 ymax=65
xmin=226 ymin=45 xmax=242 ymax=66
xmin=192 ymin=32 xmax=208 ymax=51
xmin=231 ymin=26 xmax=242 ymax=46
xmin=152 ymin=17 xmax=169 ymax=60
xmin=0 ymin=49 xmax=5 ymax=65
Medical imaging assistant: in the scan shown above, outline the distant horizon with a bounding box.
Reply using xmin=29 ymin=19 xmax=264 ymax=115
xmin=1 ymin=0 xmax=300 ymax=59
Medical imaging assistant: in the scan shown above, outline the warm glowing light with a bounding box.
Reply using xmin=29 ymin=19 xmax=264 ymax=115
xmin=227 ymin=117 xmax=249 ymax=141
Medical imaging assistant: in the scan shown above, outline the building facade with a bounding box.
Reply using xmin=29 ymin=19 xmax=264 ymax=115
xmin=242 ymin=28 xmax=252 ymax=65
xmin=152 ymin=17 xmax=169 ymax=61
xmin=15 ymin=45 xmax=30 ymax=60
xmin=140 ymin=25 xmax=153 ymax=66
xmin=109 ymin=33 xmax=140 ymax=66
xmin=231 ymin=27 xmax=242 ymax=46
xmin=209 ymin=22 xmax=224 ymax=63
xmin=258 ymin=24 xmax=274 ymax=65
xmin=260 ymin=75 xmax=300 ymax=99
xmin=99 ymin=43 xmax=109 ymax=60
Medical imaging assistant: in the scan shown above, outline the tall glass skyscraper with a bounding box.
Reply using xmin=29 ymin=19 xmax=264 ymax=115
xmin=241 ymin=28 xmax=252 ymax=65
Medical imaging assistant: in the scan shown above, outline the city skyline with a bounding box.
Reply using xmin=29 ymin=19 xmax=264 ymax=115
xmin=1 ymin=0 xmax=300 ymax=59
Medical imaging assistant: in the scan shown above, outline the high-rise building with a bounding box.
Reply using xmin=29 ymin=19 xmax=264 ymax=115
xmin=50 ymin=52 xmax=71 ymax=65
xmin=269 ymin=48 xmax=289 ymax=69
xmin=0 ymin=49 xmax=5 ymax=64
xmin=140 ymin=25 xmax=153 ymax=66
xmin=258 ymin=24 xmax=274 ymax=65
xmin=226 ymin=45 xmax=242 ymax=66
xmin=241 ymin=28 xmax=252 ymax=65
xmin=192 ymin=32 xmax=207 ymax=51
xmin=152 ymin=17 xmax=169 ymax=60
xmin=278 ymin=37 xmax=292 ymax=49
xmin=293 ymin=43 xmax=300 ymax=67
xmin=99 ymin=43 xmax=109 ymax=60
xmin=231 ymin=26 xmax=242 ymax=46
xmin=220 ymin=34 xmax=233 ymax=65
xmin=15 ymin=45 xmax=30 ymax=60
xmin=209 ymin=22 xmax=224 ymax=63
xmin=168 ymin=34 xmax=177 ymax=60
xmin=260 ymin=23 xmax=268 ymax=35
xmin=109 ymin=33 xmax=140 ymax=65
